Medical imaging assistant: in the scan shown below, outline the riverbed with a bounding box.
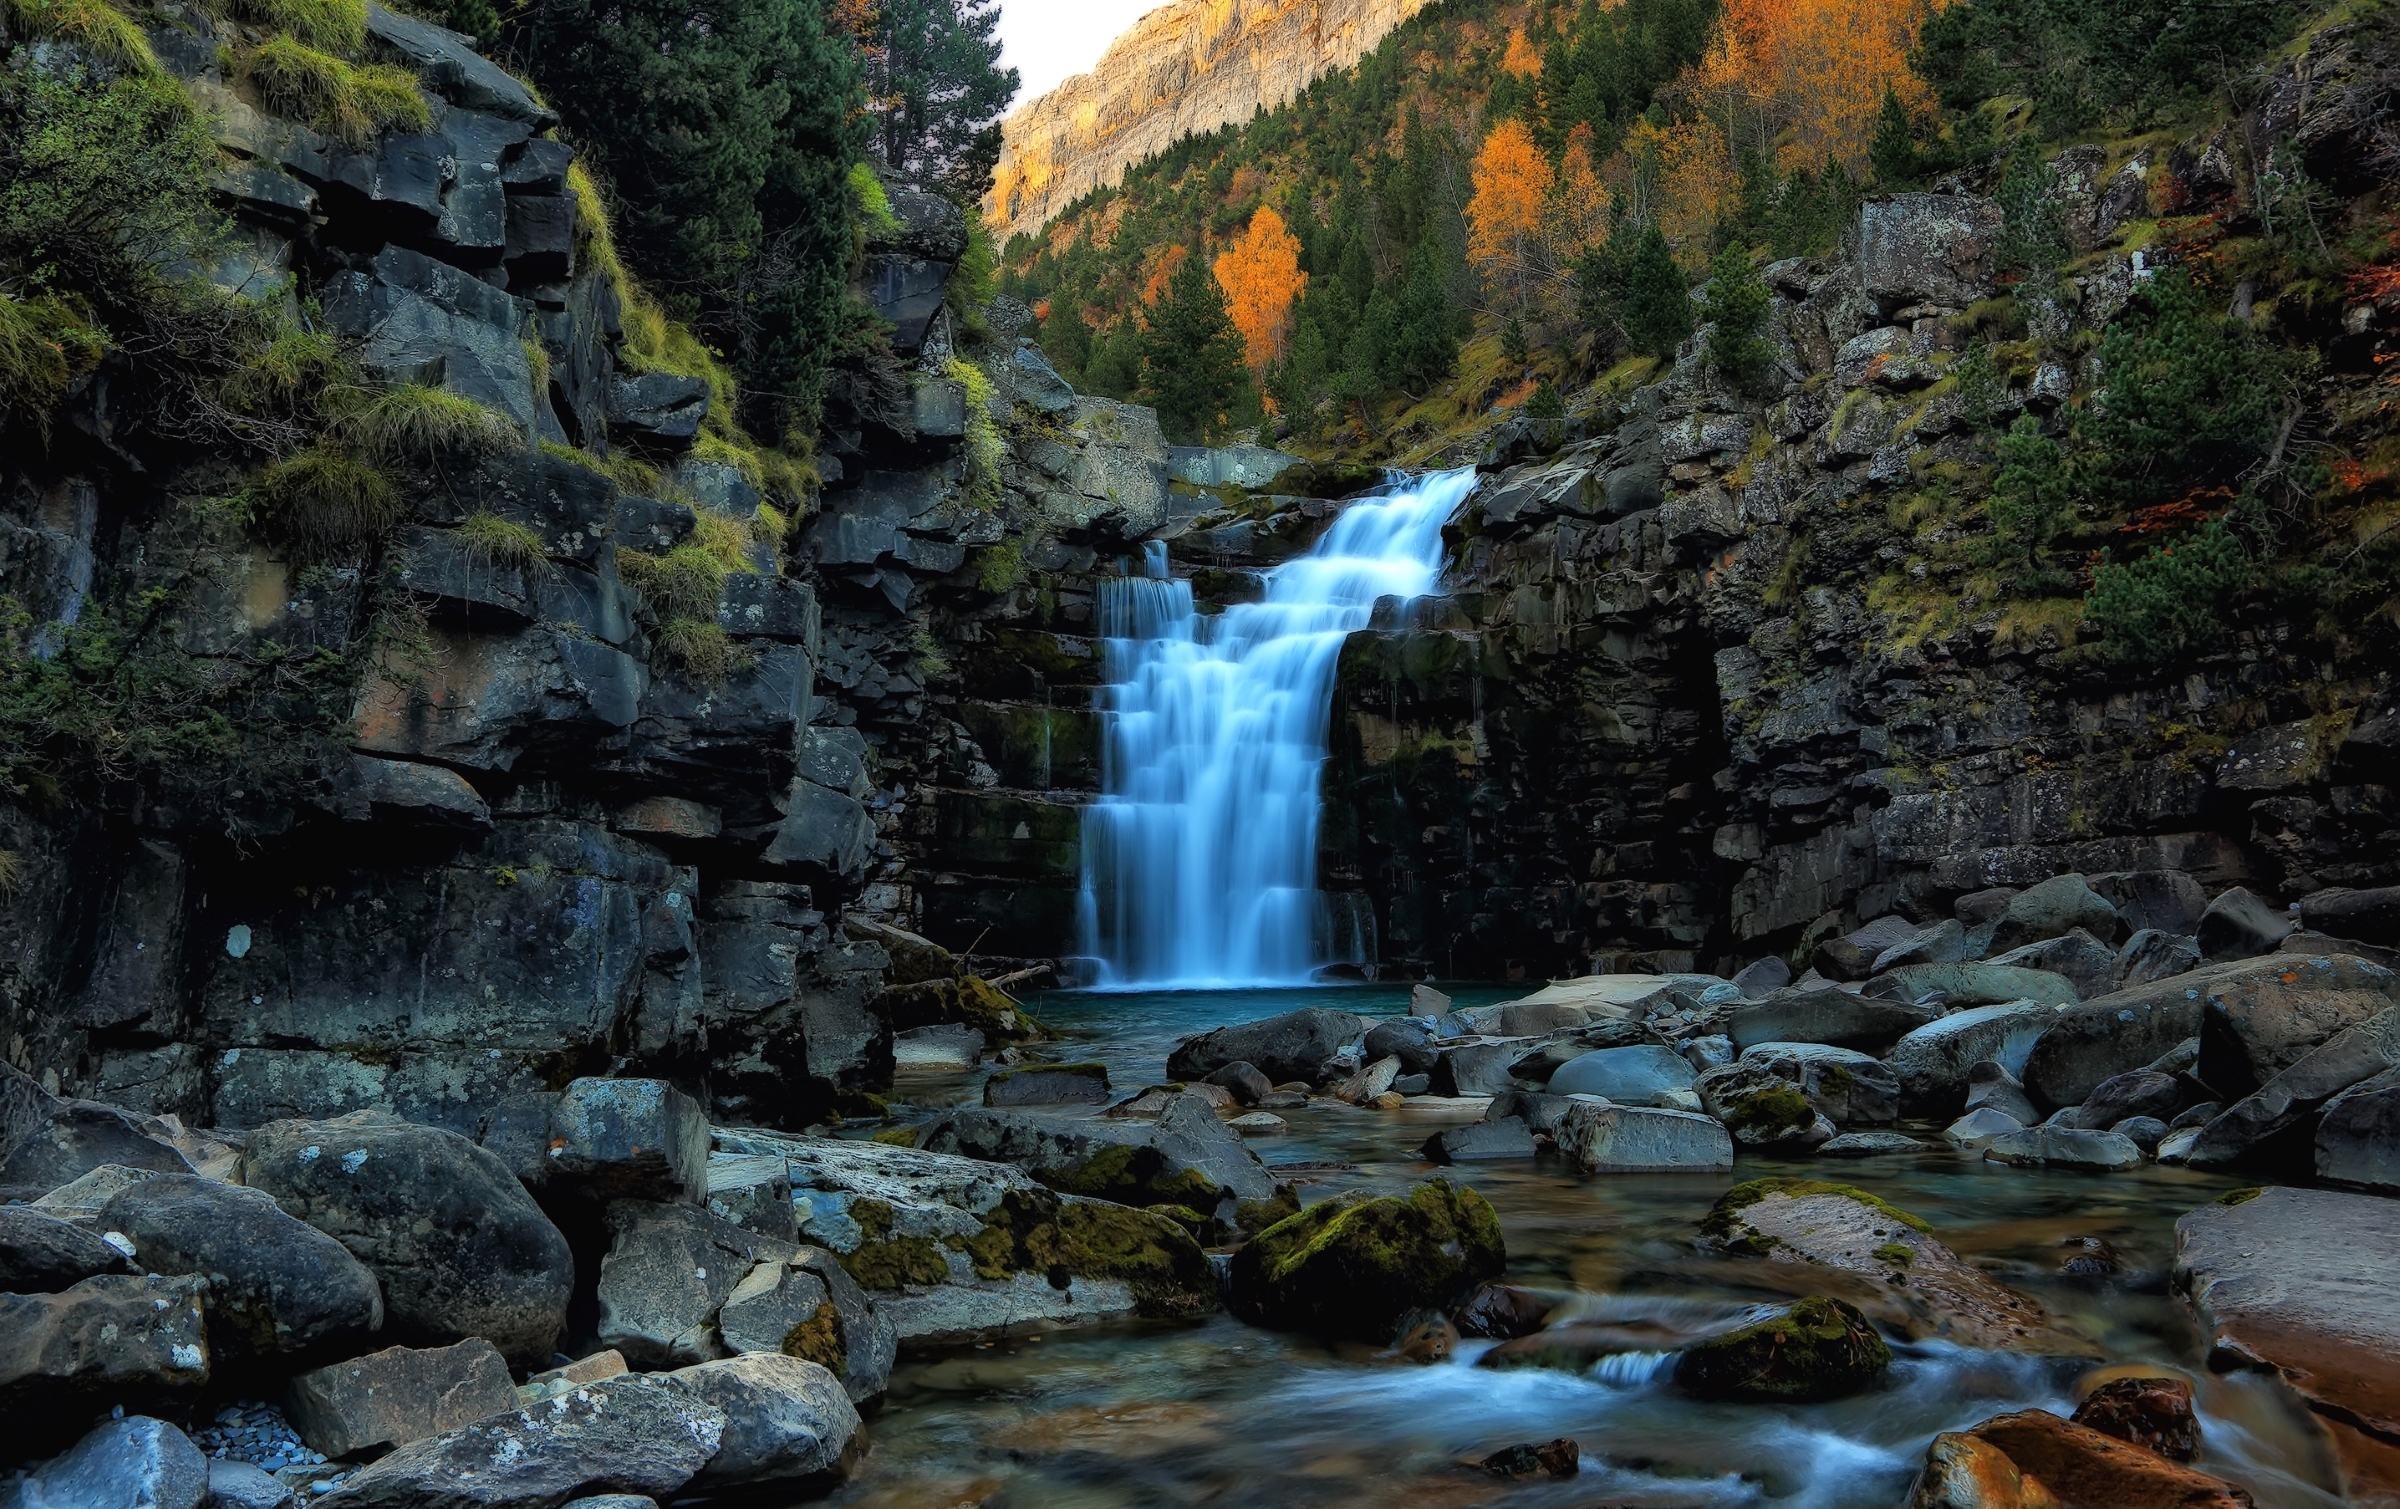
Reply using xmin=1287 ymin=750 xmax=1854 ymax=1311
xmin=824 ymin=985 xmax=2347 ymax=1508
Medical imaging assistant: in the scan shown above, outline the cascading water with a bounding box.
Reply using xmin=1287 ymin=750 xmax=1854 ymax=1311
xmin=1077 ymin=467 xmax=1478 ymax=988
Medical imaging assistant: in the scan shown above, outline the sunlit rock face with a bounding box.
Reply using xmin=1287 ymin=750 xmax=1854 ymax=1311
xmin=985 ymin=0 xmax=1431 ymax=242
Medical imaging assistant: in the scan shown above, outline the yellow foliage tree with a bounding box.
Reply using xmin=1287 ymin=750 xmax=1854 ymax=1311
xmin=1501 ymin=27 xmax=1543 ymax=76
xmin=1549 ymin=123 xmax=1611 ymax=259
xmin=1617 ymin=115 xmax=1739 ymax=268
xmin=1466 ymin=118 xmax=1555 ymax=310
xmin=1212 ymin=206 xmax=1308 ymax=372
xmin=1716 ymin=0 xmax=1937 ymax=173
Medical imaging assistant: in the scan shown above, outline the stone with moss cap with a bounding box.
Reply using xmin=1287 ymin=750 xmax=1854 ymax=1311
xmin=1700 ymin=1178 xmax=2095 ymax=1356
xmin=728 ymin=1129 xmax=1215 ymax=1345
xmin=1673 ymin=1295 xmax=1891 ymax=1401
xmin=1227 ymin=1178 xmax=1505 ymax=1343
xmin=916 ymin=1094 xmax=1279 ymax=1213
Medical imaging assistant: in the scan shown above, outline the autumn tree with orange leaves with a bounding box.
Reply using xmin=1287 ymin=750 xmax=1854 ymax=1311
xmin=1699 ymin=0 xmax=1938 ymax=176
xmin=1467 ymin=118 xmax=1555 ymax=311
xmin=1213 ymin=207 xmax=1309 ymax=372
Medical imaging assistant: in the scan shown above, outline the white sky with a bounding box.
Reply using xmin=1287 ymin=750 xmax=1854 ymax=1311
xmin=995 ymin=0 xmax=1170 ymax=107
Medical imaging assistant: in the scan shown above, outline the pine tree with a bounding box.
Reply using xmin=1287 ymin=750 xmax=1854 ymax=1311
xmin=1622 ymin=221 xmax=1693 ymax=359
xmin=1702 ymin=244 xmax=1775 ymax=392
xmin=1869 ymin=86 xmax=1920 ymax=188
xmin=1381 ymin=238 xmax=1461 ymax=391
xmin=1141 ymin=252 xmax=1248 ymax=442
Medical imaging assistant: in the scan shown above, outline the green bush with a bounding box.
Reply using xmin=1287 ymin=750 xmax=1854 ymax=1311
xmin=1985 ymin=414 xmax=2078 ymax=591
xmin=1703 ymin=245 xmax=1774 ymax=393
xmin=2084 ymin=269 xmax=2288 ymax=504
xmin=2085 ymin=517 xmax=2252 ymax=663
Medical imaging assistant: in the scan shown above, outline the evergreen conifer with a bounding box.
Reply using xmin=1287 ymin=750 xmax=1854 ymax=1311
xmin=1622 ymin=222 xmax=1692 ymax=359
xmin=1141 ymin=254 xmax=1248 ymax=442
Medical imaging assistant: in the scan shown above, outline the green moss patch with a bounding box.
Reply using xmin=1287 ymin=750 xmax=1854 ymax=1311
xmin=1035 ymin=1141 xmax=1223 ymax=1212
xmin=1700 ymin=1178 xmax=1935 ymax=1245
xmin=838 ymin=1199 xmax=950 ymax=1291
xmin=1673 ymin=1296 xmax=1892 ymax=1402
xmin=1720 ymin=1084 xmax=1816 ymax=1137
xmin=1228 ymin=1179 xmax=1505 ymax=1343
xmin=779 ymin=1299 xmax=846 ymax=1376
xmin=951 ymin=1188 xmax=1216 ymax=1319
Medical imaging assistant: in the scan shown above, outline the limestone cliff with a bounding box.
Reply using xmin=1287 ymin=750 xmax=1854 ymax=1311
xmin=985 ymin=0 xmax=1431 ymax=241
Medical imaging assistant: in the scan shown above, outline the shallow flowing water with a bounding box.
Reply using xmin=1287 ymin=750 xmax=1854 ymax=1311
xmin=827 ymin=986 xmax=2350 ymax=1509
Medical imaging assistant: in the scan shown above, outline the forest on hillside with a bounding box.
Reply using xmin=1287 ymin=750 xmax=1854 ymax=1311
xmin=998 ymin=0 xmax=2400 ymax=664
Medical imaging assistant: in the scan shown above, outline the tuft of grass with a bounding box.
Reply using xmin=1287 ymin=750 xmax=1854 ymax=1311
xmin=251 ymin=446 xmax=400 ymax=558
xmin=655 ymin=618 xmax=740 ymax=683
xmin=754 ymin=501 xmax=789 ymax=549
xmin=947 ymin=356 xmax=1003 ymax=510
xmin=0 ymin=294 xmax=106 ymax=433
xmin=0 ymin=0 xmax=160 ymax=73
xmin=617 ymin=543 xmax=728 ymax=624
xmin=0 ymin=848 xmax=22 ymax=898
xmin=199 ymin=0 xmax=365 ymax=51
xmin=851 ymin=160 xmax=903 ymax=242
xmin=242 ymin=36 xmax=428 ymax=147
xmin=333 ymin=384 xmax=521 ymax=462
xmin=688 ymin=507 xmax=758 ymax=572
xmin=457 ymin=511 xmax=546 ymax=573
xmin=220 ymin=321 xmax=351 ymax=417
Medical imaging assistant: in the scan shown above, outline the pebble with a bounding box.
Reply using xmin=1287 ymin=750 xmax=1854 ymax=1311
xmin=191 ymin=1403 xmax=344 ymax=1500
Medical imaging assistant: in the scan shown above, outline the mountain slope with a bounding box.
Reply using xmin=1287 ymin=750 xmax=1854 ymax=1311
xmin=986 ymin=0 xmax=1433 ymax=241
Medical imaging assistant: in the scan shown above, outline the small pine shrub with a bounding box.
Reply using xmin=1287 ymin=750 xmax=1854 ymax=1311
xmin=251 ymin=447 xmax=399 ymax=558
xmin=1524 ymin=379 xmax=1566 ymax=421
xmin=2085 ymin=517 xmax=2252 ymax=663
xmin=457 ymin=511 xmax=546 ymax=572
xmin=1702 ymin=245 xmax=1774 ymax=393
xmin=1985 ymin=414 xmax=2079 ymax=592
xmin=242 ymin=36 xmax=428 ymax=146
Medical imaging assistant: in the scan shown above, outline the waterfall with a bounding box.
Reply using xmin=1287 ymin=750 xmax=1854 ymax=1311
xmin=1077 ymin=468 xmax=1477 ymax=988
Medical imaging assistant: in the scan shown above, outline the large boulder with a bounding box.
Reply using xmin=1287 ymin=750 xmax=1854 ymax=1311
xmin=308 ymin=1374 xmax=724 ymax=1508
xmin=594 ymin=1200 xmax=793 ymax=1369
xmin=1696 ymin=1061 xmax=1833 ymax=1149
xmin=0 ymin=1090 xmax=194 ymax=1203
xmin=2196 ymin=885 xmax=2293 ymax=960
xmin=1988 ymin=929 xmax=2117 ymax=1000
xmin=239 ymin=1112 xmax=572 ymax=1366
xmin=1983 ymin=1126 xmax=2146 ymax=1171
xmin=1872 ymin=963 xmax=2081 ymax=1007
xmin=1553 ymin=1102 xmax=1734 ymax=1171
xmin=2113 ymin=929 xmax=2202 ymax=990
xmin=1909 ymin=1410 xmax=2255 ymax=1508
xmin=1726 ymin=989 xmax=1937 ymax=1054
xmin=2072 ymin=1070 xmax=2184 ymax=1129
xmin=1226 ymin=1180 xmax=1503 ymax=1343
xmin=1672 ymin=1296 xmax=1889 ymax=1401
xmin=745 ymin=1131 xmax=1216 ymax=1344
xmin=2195 ymin=951 xmax=2400 ymax=1098
xmin=0 ymin=1206 xmax=130 ymax=1293
xmin=1699 ymin=1180 xmax=2089 ymax=1354
xmin=671 ymin=1354 xmax=859 ymax=1491
xmin=2021 ymin=954 xmax=2399 ymax=1108
xmin=2177 ymin=1186 xmax=2400 ymax=1449
xmin=1989 ymin=875 xmax=2122 ymax=952
xmin=1737 ymin=1044 xmax=1898 ymax=1122
xmin=715 ymin=1246 xmax=895 ymax=1405
xmin=4 ymin=1416 xmax=209 ymax=1509
xmin=2318 ymin=1066 xmax=2400 ymax=1190
xmin=2091 ymin=870 xmax=2209 ymax=936
xmin=1885 ymin=1003 xmax=2059 ymax=1106
xmin=97 ymin=1174 xmax=384 ymax=1363
xmin=2299 ymin=885 xmax=2400 ymax=948
xmin=0 ymin=1274 xmax=211 ymax=1423
xmin=1545 ymin=1045 xmax=1697 ymax=1106
xmin=286 ymin=1339 xmax=521 ymax=1460
xmin=528 ymin=1079 xmax=711 ymax=1203
xmin=2183 ymin=1014 xmax=2400 ymax=1169
xmin=1166 ymin=1008 xmax=1368 ymax=1085
xmin=1848 ymin=195 xmax=2003 ymax=309
xmin=915 ymin=1093 xmax=1279 ymax=1210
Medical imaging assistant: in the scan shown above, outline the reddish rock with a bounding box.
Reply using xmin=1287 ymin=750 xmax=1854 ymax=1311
xmin=2070 ymin=1375 xmax=2200 ymax=1462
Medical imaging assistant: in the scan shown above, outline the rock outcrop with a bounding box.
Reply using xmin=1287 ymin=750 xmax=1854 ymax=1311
xmin=986 ymin=0 xmax=1431 ymax=241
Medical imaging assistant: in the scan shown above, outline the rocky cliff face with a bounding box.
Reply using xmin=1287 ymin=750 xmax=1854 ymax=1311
xmin=985 ymin=0 xmax=1431 ymax=242
xmin=1316 ymin=178 xmax=2399 ymax=981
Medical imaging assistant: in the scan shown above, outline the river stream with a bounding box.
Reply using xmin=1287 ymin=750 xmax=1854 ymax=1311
xmin=825 ymin=985 xmax=2349 ymax=1509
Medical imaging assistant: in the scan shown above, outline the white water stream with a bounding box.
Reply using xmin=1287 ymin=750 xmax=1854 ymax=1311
xmin=1076 ymin=468 xmax=1477 ymax=988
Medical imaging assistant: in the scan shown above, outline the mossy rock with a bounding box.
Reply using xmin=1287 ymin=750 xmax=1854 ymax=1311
xmin=1673 ymin=1296 xmax=1891 ymax=1402
xmin=838 ymin=1198 xmax=950 ymax=1291
xmin=1718 ymin=1083 xmax=1817 ymax=1139
xmin=1037 ymin=1140 xmax=1223 ymax=1211
xmin=1698 ymin=1178 xmax=1933 ymax=1247
xmin=1227 ymin=1179 xmax=1505 ymax=1343
xmin=953 ymin=1188 xmax=1217 ymax=1319
xmin=874 ymin=974 xmax=1048 ymax=1041
xmin=778 ymin=1299 xmax=847 ymax=1376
